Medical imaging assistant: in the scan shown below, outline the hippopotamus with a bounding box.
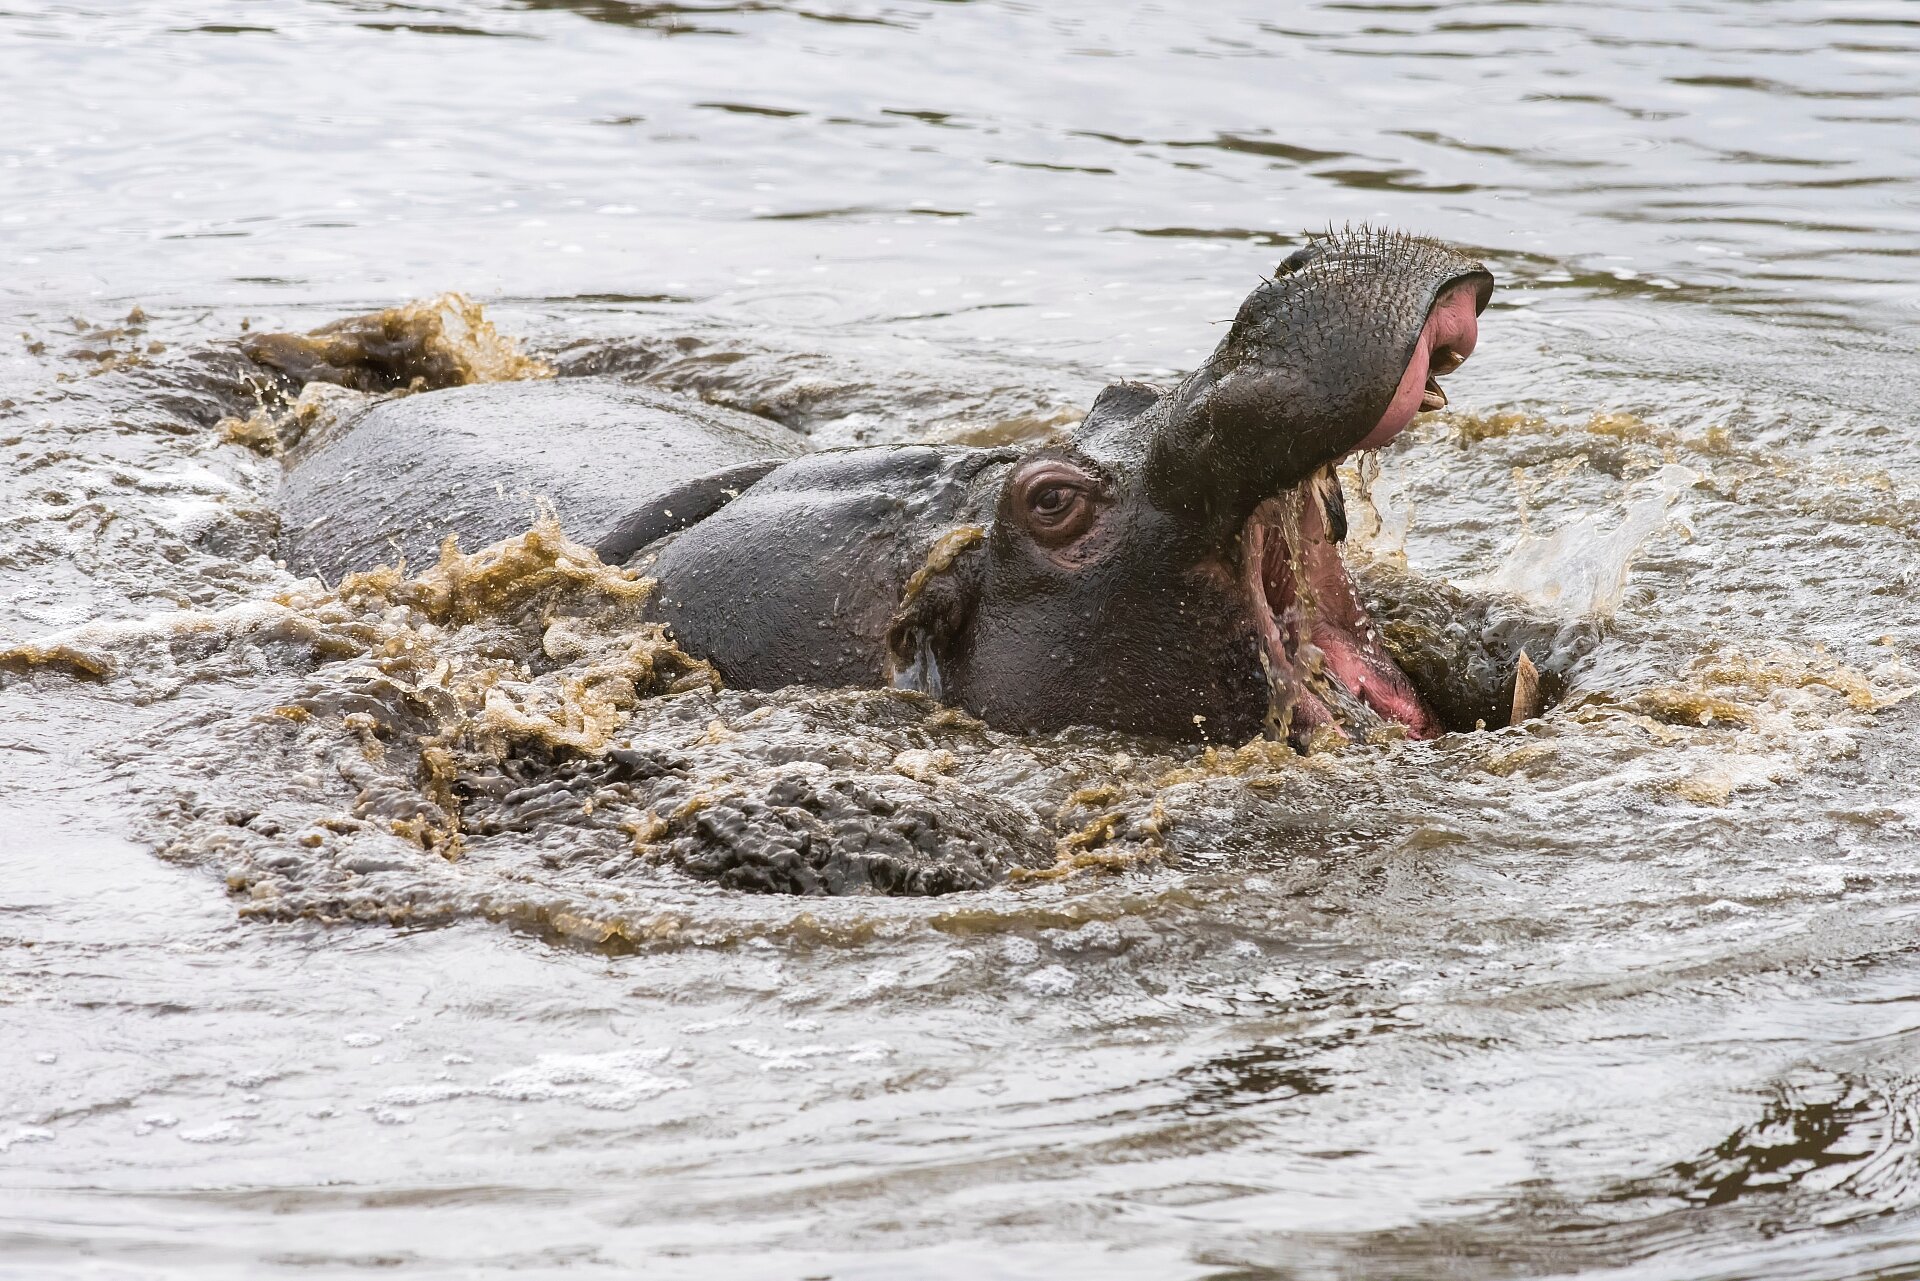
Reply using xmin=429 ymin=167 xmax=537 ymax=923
xmin=274 ymin=228 xmax=1493 ymax=745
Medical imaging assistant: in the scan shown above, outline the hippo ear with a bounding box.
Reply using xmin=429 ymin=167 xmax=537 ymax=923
xmin=1081 ymin=380 xmax=1165 ymax=433
xmin=883 ymin=526 xmax=988 ymax=702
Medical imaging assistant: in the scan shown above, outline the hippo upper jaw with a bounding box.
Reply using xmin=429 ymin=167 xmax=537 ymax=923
xmin=1223 ymin=273 xmax=1489 ymax=744
xmin=1139 ymin=230 xmax=1494 ymax=550
xmin=1347 ymin=275 xmax=1484 ymax=453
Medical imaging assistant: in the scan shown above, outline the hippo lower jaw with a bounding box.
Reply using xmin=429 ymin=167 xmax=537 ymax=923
xmin=1241 ymin=478 xmax=1441 ymax=744
xmin=1234 ymin=276 xmax=1484 ymax=744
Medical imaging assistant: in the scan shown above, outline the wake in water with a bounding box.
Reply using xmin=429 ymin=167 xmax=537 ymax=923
xmin=8 ymin=299 xmax=1907 ymax=926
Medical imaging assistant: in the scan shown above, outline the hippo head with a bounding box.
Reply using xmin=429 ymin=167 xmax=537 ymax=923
xmin=637 ymin=227 xmax=1492 ymax=745
xmin=925 ymin=228 xmax=1494 ymax=743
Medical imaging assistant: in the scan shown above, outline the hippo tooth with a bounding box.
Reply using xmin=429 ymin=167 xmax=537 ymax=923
xmin=1420 ymin=377 xmax=1448 ymax=411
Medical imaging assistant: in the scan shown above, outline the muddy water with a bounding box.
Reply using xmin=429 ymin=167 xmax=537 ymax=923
xmin=6 ymin=2 xmax=1920 ymax=1277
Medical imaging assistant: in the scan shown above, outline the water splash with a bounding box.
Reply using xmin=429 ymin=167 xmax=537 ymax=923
xmin=1344 ymin=451 xmax=1418 ymax=559
xmin=1473 ymin=462 xmax=1698 ymax=618
xmin=240 ymin=294 xmax=555 ymax=400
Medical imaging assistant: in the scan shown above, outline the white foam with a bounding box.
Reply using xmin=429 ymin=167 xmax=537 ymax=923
xmin=1021 ymin=965 xmax=1078 ymax=997
xmin=382 ymin=1048 xmax=684 ymax=1111
xmin=0 ymin=1127 xmax=54 ymax=1152
xmin=177 ymin=1121 xmax=243 ymax=1144
xmin=1000 ymin=936 xmax=1042 ymax=965
xmin=730 ymin=1039 xmax=893 ymax=1071
xmin=684 ymin=1017 xmax=750 ymax=1033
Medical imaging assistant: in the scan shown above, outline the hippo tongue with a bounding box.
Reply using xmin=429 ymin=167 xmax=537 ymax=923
xmin=1242 ymin=470 xmax=1441 ymax=743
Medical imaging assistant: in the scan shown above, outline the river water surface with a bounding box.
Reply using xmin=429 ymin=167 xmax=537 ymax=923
xmin=5 ymin=3 xmax=1920 ymax=1278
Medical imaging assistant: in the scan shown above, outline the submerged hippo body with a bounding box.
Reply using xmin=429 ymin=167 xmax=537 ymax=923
xmin=280 ymin=229 xmax=1494 ymax=744
xmin=278 ymin=378 xmax=807 ymax=580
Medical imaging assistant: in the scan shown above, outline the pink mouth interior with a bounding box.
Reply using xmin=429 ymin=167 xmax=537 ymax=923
xmin=1244 ymin=494 xmax=1443 ymax=744
xmin=1350 ymin=280 xmax=1482 ymax=453
xmin=1241 ymin=280 xmax=1483 ymax=744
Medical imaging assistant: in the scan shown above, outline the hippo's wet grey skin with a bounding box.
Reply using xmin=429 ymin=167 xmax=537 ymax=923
xmin=279 ymin=228 xmax=1494 ymax=745
xmin=627 ymin=444 xmax=1020 ymax=692
xmin=278 ymin=378 xmax=807 ymax=580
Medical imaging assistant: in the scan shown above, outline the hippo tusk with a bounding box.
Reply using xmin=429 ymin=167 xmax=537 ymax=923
xmin=1510 ymin=650 xmax=1544 ymax=725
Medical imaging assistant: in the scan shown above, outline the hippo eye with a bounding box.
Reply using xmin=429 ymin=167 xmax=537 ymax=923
xmin=1011 ymin=459 xmax=1103 ymax=548
xmin=1032 ymin=485 xmax=1074 ymax=516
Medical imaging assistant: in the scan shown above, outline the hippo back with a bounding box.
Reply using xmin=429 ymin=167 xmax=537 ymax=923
xmin=279 ymin=377 xmax=806 ymax=579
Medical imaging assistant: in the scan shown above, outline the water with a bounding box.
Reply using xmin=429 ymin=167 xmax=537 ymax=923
xmin=5 ymin=2 xmax=1920 ymax=1276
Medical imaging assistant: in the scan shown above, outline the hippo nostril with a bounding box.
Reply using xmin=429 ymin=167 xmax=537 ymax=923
xmin=1273 ymin=245 xmax=1318 ymax=278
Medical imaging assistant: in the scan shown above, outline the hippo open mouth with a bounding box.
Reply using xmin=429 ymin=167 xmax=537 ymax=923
xmin=1239 ymin=276 xmax=1484 ymax=743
